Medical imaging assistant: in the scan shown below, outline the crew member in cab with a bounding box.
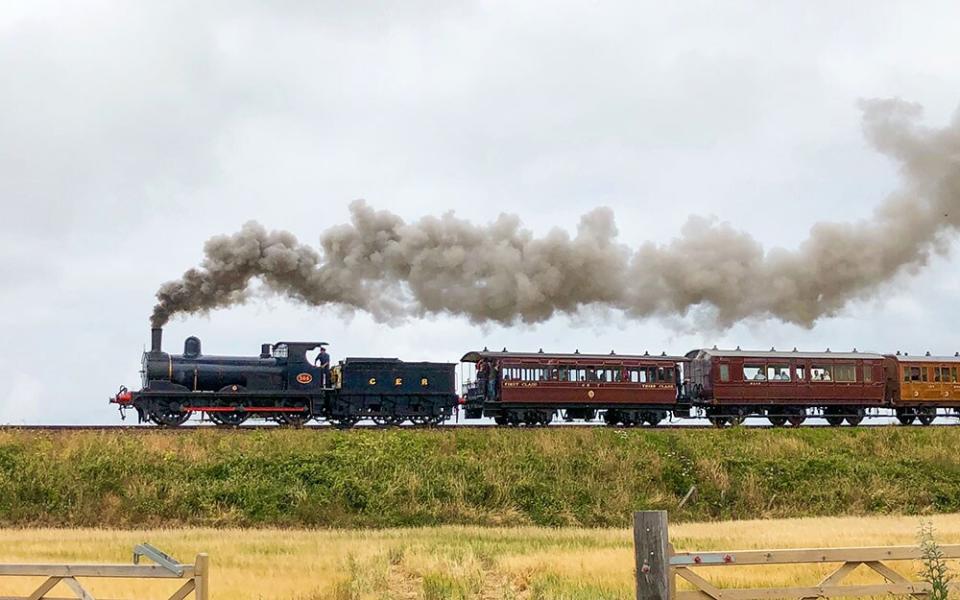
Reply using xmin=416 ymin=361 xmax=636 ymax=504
xmin=314 ymin=345 xmax=331 ymax=386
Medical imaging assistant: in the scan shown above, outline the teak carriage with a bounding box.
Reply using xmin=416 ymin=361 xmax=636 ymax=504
xmin=460 ymin=350 xmax=689 ymax=426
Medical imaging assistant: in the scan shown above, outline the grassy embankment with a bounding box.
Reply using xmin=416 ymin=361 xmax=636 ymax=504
xmin=1 ymin=426 xmax=960 ymax=527
xmin=2 ymin=514 xmax=960 ymax=599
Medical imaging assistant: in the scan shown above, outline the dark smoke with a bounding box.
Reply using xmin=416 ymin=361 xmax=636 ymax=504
xmin=152 ymin=99 xmax=960 ymax=329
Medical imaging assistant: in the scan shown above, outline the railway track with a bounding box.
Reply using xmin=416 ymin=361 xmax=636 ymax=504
xmin=3 ymin=420 xmax=959 ymax=432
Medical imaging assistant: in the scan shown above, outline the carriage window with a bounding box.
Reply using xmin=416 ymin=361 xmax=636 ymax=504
xmin=906 ymin=367 xmax=922 ymax=382
xmin=576 ymin=368 xmax=587 ymax=381
xmin=921 ymin=367 xmax=929 ymax=382
xmin=795 ymin=365 xmax=806 ymax=381
xmin=719 ymin=364 xmax=730 ymax=382
xmin=767 ymin=364 xmax=790 ymax=381
xmin=656 ymin=367 xmax=665 ymax=382
xmin=810 ymin=366 xmax=833 ymax=381
xmin=953 ymin=367 xmax=959 ymax=383
xmin=935 ymin=367 xmax=944 ymax=382
xmin=863 ymin=365 xmax=872 ymax=383
xmin=743 ymin=365 xmax=765 ymax=381
xmin=834 ymin=365 xmax=856 ymax=383
xmin=664 ymin=367 xmax=674 ymax=381
xmin=612 ymin=369 xmax=623 ymax=382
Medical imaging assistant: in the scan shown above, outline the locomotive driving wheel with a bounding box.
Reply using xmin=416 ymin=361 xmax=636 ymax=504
xmin=277 ymin=410 xmax=311 ymax=427
xmin=209 ymin=410 xmax=249 ymax=427
xmin=149 ymin=403 xmax=190 ymax=427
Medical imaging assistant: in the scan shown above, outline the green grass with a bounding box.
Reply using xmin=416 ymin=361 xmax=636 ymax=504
xmin=1 ymin=426 xmax=960 ymax=527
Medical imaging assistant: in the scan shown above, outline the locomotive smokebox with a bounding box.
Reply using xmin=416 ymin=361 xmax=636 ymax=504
xmin=151 ymin=327 xmax=163 ymax=353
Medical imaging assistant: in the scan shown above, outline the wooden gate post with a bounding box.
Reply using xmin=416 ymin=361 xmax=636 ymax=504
xmin=194 ymin=553 xmax=209 ymax=600
xmin=634 ymin=511 xmax=670 ymax=600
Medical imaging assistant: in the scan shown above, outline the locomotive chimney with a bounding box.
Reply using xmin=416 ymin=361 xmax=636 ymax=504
xmin=151 ymin=327 xmax=163 ymax=353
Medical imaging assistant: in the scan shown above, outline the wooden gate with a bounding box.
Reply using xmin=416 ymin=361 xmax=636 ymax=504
xmin=0 ymin=544 xmax=208 ymax=600
xmin=634 ymin=511 xmax=960 ymax=599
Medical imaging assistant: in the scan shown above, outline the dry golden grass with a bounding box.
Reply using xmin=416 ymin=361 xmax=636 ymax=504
xmin=1 ymin=513 xmax=959 ymax=599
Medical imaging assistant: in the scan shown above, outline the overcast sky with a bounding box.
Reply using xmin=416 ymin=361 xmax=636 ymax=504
xmin=2 ymin=1 xmax=959 ymax=424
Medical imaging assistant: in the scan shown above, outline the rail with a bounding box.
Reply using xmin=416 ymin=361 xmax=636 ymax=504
xmin=634 ymin=511 xmax=960 ymax=599
xmin=0 ymin=544 xmax=208 ymax=600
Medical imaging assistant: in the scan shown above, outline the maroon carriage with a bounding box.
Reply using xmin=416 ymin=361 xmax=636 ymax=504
xmin=460 ymin=350 xmax=688 ymax=426
xmin=686 ymin=347 xmax=888 ymax=426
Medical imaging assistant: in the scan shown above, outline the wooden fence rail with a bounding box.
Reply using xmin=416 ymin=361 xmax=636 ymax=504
xmin=0 ymin=544 xmax=208 ymax=600
xmin=634 ymin=511 xmax=960 ymax=600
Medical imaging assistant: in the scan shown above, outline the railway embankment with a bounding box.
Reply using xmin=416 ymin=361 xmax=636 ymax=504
xmin=1 ymin=426 xmax=958 ymax=527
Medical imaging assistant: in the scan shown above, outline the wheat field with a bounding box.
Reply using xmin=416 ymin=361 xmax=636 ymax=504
xmin=1 ymin=513 xmax=959 ymax=599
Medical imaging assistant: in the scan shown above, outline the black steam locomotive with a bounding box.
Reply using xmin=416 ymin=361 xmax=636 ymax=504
xmin=111 ymin=328 xmax=458 ymax=427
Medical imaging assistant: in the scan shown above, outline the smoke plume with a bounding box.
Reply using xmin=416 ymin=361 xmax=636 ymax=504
xmin=152 ymin=99 xmax=960 ymax=329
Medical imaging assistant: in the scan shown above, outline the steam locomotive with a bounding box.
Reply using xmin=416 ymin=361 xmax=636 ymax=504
xmin=112 ymin=329 xmax=960 ymax=427
xmin=112 ymin=328 xmax=458 ymax=427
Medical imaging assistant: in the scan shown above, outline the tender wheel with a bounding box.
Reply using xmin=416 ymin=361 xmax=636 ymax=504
xmin=331 ymin=415 xmax=359 ymax=429
xmin=493 ymin=415 xmax=508 ymax=426
xmin=371 ymin=414 xmax=395 ymax=427
xmin=896 ymin=408 xmax=916 ymax=425
xmin=917 ymin=408 xmax=936 ymax=426
xmin=209 ymin=410 xmax=249 ymax=427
